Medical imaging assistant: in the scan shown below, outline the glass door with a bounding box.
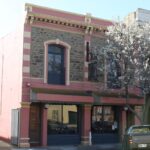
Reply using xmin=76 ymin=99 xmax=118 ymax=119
xmin=91 ymin=106 xmax=119 ymax=144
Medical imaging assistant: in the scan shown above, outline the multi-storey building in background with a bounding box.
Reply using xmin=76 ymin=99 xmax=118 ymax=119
xmin=124 ymin=8 xmax=150 ymax=25
xmin=0 ymin=4 xmax=144 ymax=147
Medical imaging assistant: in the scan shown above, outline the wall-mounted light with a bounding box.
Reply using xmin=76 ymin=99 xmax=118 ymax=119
xmin=124 ymin=106 xmax=128 ymax=111
xmin=44 ymin=104 xmax=49 ymax=109
xmin=26 ymin=82 xmax=31 ymax=87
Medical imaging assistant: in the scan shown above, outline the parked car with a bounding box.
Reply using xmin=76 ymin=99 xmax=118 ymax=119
xmin=122 ymin=125 xmax=150 ymax=150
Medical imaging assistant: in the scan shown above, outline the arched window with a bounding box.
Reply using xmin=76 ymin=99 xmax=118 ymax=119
xmin=44 ymin=39 xmax=71 ymax=85
xmin=48 ymin=44 xmax=65 ymax=85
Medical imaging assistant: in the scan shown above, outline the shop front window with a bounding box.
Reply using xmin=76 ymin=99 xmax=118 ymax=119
xmin=47 ymin=105 xmax=78 ymax=134
xmin=92 ymin=106 xmax=118 ymax=133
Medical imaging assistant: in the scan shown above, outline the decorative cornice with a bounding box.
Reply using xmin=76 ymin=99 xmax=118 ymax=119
xmin=25 ymin=12 xmax=108 ymax=33
xmin=85 ymin=25 xmax=94 ymax=34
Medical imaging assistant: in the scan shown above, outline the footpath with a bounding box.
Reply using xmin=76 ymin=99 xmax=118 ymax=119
xmin=0 ymin=140 xmax=122 ymax=150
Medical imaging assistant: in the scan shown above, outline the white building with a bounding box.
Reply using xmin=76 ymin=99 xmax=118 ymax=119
xmin=124 ymin=8 xmax=150 ymax=25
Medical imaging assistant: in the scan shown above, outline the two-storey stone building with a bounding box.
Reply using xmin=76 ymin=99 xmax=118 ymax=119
xmin=0 ymin=3 xmax=144 ymax=147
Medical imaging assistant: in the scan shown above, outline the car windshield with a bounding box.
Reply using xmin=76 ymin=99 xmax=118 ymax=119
xmin=130 ymin=126 xmax=150 ymax=134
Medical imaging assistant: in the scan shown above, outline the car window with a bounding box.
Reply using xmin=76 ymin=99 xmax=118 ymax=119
xmin=131 ymin=126 xmax=150 ymax=134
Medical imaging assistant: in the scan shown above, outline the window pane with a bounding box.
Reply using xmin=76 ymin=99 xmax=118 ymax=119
xmin=92 ymin=106 xmax=118 ymax=133
xmin=54 ymin=55 xmax=62 ymax=74
xmin=48 ymin=54 xmax=54 ymax=72
xmin=47 ymin=105 xmax=78 ymax=134
xmin=92 ymin=106 xmax=103 ymax=133
xmin=48 ymin=44 xmax=63 ymax=54
xmin=47 ymin=105 xmax=62 ymax=134
xmin=131 ymin=126 xmax=150 ymax=134
xmin=48 ymin=44 xmax=65 ymax=85
xmin=107 ymin=53 xmax=121 ymax=89
xmin=63 ymin=105 xmax=78 ymax=134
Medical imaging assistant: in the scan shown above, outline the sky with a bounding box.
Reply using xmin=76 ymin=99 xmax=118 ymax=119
xmin=0 ymin=0 xmax=150 ymax=37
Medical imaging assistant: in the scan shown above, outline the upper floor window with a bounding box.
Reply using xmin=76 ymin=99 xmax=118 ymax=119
xmin=48 ymin=44 xmax=65 ymax=85
xmin=86 ymin=42 xmax=90 ymax=62
xmin=88 ymin=53 xmax=98 ymax=81
xmin=44 ymin=39 xmax=71 ymax=85
xmin=107 ymin=53 xmax=121 ymax=89
xmin=88 ymin=51 xmax=104 ymax=82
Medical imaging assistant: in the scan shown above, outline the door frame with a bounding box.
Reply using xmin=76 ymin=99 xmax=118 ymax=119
xmin=91 ymin=105 xmax=120 ymax=144
xmin=47 ymin=104 xmax=81 ymax=145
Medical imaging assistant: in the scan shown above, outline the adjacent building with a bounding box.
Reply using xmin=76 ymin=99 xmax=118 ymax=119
xmin=124 ymin=8 xmax=150 ymax=25
xmin=0 ymin=3 xmax=144 ymax=147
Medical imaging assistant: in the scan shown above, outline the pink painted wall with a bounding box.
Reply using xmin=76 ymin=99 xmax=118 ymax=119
xmin=92 ymin=17 xmax=113 ymax=26
xmin=23 ymin=77 xmax=142 ymax=97
xmin=0 ymin=25 xmax=23 ymax=140
xmin=81 ymin=105 xmax=91 ymax=144
xmin=41 ymin=107 xmax=47 ymax=146
xmin=32 ymin=6 xmax=85 ymax=23
xmin=37 ymin=93 xmax=94 ymax=103
xmin=26 ymin=3 xmax=112 ymax=27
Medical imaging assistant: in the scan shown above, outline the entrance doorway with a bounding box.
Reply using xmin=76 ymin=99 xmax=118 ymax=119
xmin=91 ymin=106 xmax=119 ymax=144
xmin=47 ymin=104 xmax=80 ymax=145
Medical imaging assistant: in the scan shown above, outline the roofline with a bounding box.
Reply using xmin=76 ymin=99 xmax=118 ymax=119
xmin=25 ymin=3 xmax=112 ymax=24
